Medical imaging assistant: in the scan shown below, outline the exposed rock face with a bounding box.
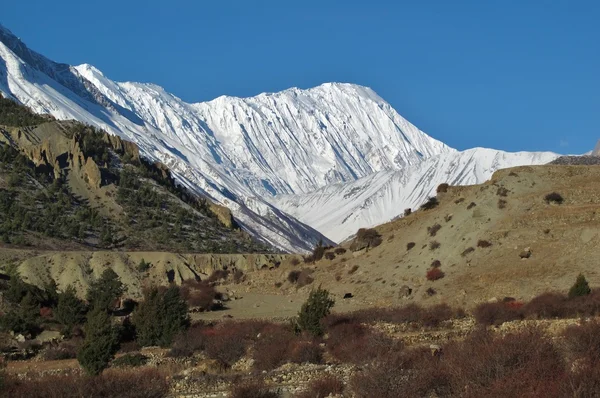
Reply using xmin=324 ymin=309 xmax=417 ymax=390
xmin=209 ymin=203 xmax=236 ymax=229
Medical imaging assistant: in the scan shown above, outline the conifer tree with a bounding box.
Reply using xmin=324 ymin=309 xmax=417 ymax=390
xmin=569 ymin=274 xmax=591 ymax=299
xmin=296 ymin=286 xmax=335 ymax=337
xmin=77 ymin=308 xmax=120 ymax=375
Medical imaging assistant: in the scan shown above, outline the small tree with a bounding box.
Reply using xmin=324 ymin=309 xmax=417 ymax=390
xmin=55 ymin=285 xmax=87 ymax=335
xmin=77 ymin=308 xmax=120 ymax=375
xmin=86 ymin=269 xmax=125 ymax=311
xmin=296 ymin=286 xmax=335 ymax=337
xmin=133 ymin=285 xmax=189 ymax=347
xmin=569 ymin=274 xmax=591 ymax=299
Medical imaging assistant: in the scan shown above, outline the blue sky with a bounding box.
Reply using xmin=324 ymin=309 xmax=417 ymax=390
xmin=3 ymin=0 xmax=599 ymax=153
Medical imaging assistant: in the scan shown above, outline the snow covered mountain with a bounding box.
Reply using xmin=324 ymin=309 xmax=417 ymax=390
xmin=272 ymin=148 xmax=558 ymax=242
xmin=0 ymin=23 xmax=559 ymax=249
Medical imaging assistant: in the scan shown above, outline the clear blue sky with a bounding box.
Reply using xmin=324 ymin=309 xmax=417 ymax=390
xmin=3 ymin=0 xmax=599 ymax=153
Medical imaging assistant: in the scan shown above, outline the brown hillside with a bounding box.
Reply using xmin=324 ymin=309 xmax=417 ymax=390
xmin=253 ymin=165 xmax=600 ymax=310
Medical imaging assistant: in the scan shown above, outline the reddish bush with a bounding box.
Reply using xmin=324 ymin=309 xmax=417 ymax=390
xmin=523 ymin=292 xmax=568 ymax=319
xmin=2 ymin=368 xmax=169 ymax=398
xmin=326 ymin=320 xmax=400 ymax=364
xmin=42 ymin=340 xmax=80 ymax=361
xmin=230 ymin=380 xmax=279 ymax=398
xmin=426 ymin=268 xmax=445 ymax=281
xmin=562 ymin=320 xmax=600 ymax=365
xmin=421 ymin=304 xmax=454 ymax=328
xmin=180 ymin=280 xmax=217 ymax=310
xmin=253 ymin=324 xmax=296 ymax=370
xmin=288 ymin=339 xmax=323 ymax=365
xmin=296 ymin=375 xmax=344 ymax=398
xmin=473 ymin=302 xmax=523 ymax=325
xmin=39 ymin=307 xmax=53 ymax=318
xmin=201 ymin=321 xmax=270 ymax=366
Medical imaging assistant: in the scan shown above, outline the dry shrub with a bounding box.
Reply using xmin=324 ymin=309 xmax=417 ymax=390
xmin=455 ymin=197 xmax=465 ymax=204
xmin=233 ymin=270 xmax=245 ymax=284
xmin=437 ymin=183 xmax=449 ymax=193
xmin=180 ymin=280 xmax=217 ymax=311
xmin=523 ymin=292 xmax=568 ymax=319
xmin=443 ymin=327 xmax=565 ymax=398
xmin=562 ymin=361 xmax=600 ymax=397
xmin=253 ymin=324 xmax=296 ymax=370
xmin=334 ymin=248 xmax=346 ymax=255
xmin=467 ymin=202 xmax=477 ymax=210
xmin=326 ymin=320 xmax=399 ymax=364
xmin=473 ymin=301 xmax=523 ymax=325
xmin=430 ymin=260 xmax=441 ymax=268
xmin=426 ymin=268 xmax=445 ymax=281
xmin=545 ymin=192 xmax=564 ymax=204
xmin=496 ymin=186 xmax=509 ymax=197
xmin=2 ymin=368 xmax=169 ymax=398
xmin=348 ymin=265 xmax=359 ymax=275
xmin=477 ymin=239 xmax=492 ymax=248
xmin=406 ymin=242 xmax=415 ymax=251
xmin=296 ymin=375 xmax=344 ymax=398
xmin=288 ymin=269 xmax=314 ymax=287
xmin=404 ymin=208 xmax=412 ymax=217
xmin=42 ymin=340 xmax=80 ymax=361
xmin=324 ymin=252 xmax=335 ymax=260
xmin=290 ymin=257 xmax=301 ymax=266
xmin=420 ymin=197 xmax=439 ymax=210
xmin=429 ymin=240 xmax=440 ymax=250
xmin=562 ymin=320 xmax=600 ymax=364
xmin=206 ymin=269 xmax=229 ymax=283
xmin=289 ymin=339 xmax=323 ymax=365
xmin=498 ymin=199 xmax=507 ymax=209
xmin=461 ymin=247 xmax=475 ymax=257
xmin=427 ymin=223 xmax=442 ymax=237
xmin=230 ymin=380 xmax=280 ymax=398
xmin=421 ymin=304 xmax=455 ymax=328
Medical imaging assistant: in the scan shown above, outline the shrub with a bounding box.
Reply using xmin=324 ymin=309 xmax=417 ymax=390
xmin=437 ymin=183 xmax=449 ymax=193
xmin=426 ymin=268 xmax=445 ymax=281
xmin=296 ymin=287 xmax=335 ymax=337
xmin=569 ymin=274 xmax=591 ymax=299
xmin=327 ymin=320 xmax=398 ymax=364
xmin=137 ymin=259 xmax=151 ymax=272
xmin=562 ymin=320 xmax=600 ymax=365
xmin=200 ymin=320 xmax=269 ymax=366
xmin=230 ymin=380 xmax=280 ymax=398
xmin=498 ymin=199 xmax=507 ymax=209
xmin=477 ymin=240 xmax=492 ymax=248
xmin=334 ymin=247 xmax=347 ymax=255
xmin=54 ymin=285 xmax=87 ymax=334
xmin=420 ymin=197 xmax=439 ymax=211
xmin=180 ymin=280 xmax=217 ymax=310
xmin=290 ymin=257 xmax=301 ymax=266
xmin=406 ymin=242 xmax=415 ymax=251
xmin=2 ymin=368 xmax=169 ymax=398
xmin=427 ymin=223 xmax=441 ymax=237
xmin=431 ymin=260 xmax=441 ymax=268
xmin=473 ymin=301 xmax=523 ymax=325
xmin=455 ymin=197 xmax=465 ymax=204
xmin=233 ymin=270 xmax=245 ymax=284
xmin=288 ymin=269 xmax=314 ymax=287
xmin=421 ymin=304 xmax=455 ymax=328
xmin=77 ymin=308 xmax=120 ymax=375
xmin=404 ymin=208 xmax=412 ymax=217
xmin=496 ymin=186 xmax=509 ymax=197
xmin=206 ymin=269 xmax=229 ymax=283
xmin=350 ymin=228 xmax=382 ymax=251
xmin=132 ymin=285 xmax=189 ymax=347
xmin=253 ymin=324 xmax=296 ymax=370
xmin=467 ymin=202 xmax=477 ymax=210
xmin=288 ymin=339 xmax=323 ymax=365
xmin=296 ymin=375 xmax=344 ymax=398
xmin=112 ymin=353 xmax=148 ymax=368
xmin=348 ymin=265 xmax=359 ymax=275
xmin=523 ymin=292 xmax=568 ymax=319
xmin=324 ymin=252 xmax=335 ymax=260
xmin=42 ymin=340 xmax=80 ymax=361
xmin=86 ymin=269 xmax=125 ymax=312
xmin=429 ymin=240 xmax=440 ymax=250
xmin=545 ymin=192 xmax=564 ymax=204
xmin=461 ymin=247 xmax=475 ymax=257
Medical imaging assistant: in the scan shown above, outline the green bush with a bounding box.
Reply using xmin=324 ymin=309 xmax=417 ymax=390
xmin=55 ymin=285 xmax=88 ymax=334
xmin=77 ymin=308 xmax=120 ymax=375
xmin=296 ymin=286 xmax=335 ymax=337
xmin=112 ymin=353 xmax=148 ymax=368
xmin=86 ymin=269 xmax=125 ymax=311
xmin=132 ymin=286 xmax=189 ymax=347
xmin=569 ymin=274 xmax=591 ymax=299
